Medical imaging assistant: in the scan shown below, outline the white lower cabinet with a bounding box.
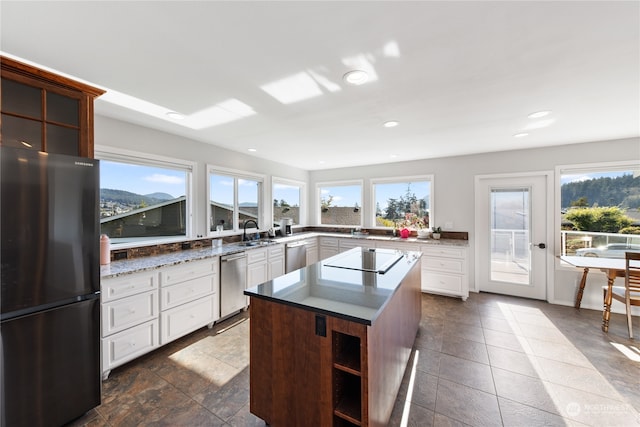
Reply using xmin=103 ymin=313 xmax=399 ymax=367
xmin=102 ymin=319 xmax=159 ymax=380
xmin=101 ymin=257 xmax=220 ymax=379
xmin=420 ymin=245 xmax=469 ymax=300
xmin=267 ymin=245 xmax=285 ymax=279
xmin=159 ymin=258 xmax=220 ymax=345
xmin=247 ymin=247 xmax=268 ymax=287
xmin=160 ymin=295 xmax=217 ymax=344
xmin=319 ymin=237 xmax=339 ymax=260
xmin=101 ymin=270 xmax=160 ymax=380
xmin=306 ymin=238 xmax=318 ymax=266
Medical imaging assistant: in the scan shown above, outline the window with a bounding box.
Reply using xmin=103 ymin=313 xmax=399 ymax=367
xmin=558 ymin=162 xmax=640 ymax=258
xmin=96 ymin=148 xmax=193 ymax=245
xmin=208 ymin=167 xmax=263 ymax=234
xmin=273 ymin=178 xmax=304 ymax=227
xmin=317 ymin=181 xmax=362 ymax=226
xmin=372 ymin=176 xmax=432 ymax=230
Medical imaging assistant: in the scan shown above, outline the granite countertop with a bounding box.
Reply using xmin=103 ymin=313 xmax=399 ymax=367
xmin=100 ymin=231 xmax=466 ymax=279
xmin=244 ymin=247 xmax=422 ymax=325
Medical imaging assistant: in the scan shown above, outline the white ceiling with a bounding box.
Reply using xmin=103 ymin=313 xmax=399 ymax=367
xmin=1 ymin=1 xmax=638 ymax=170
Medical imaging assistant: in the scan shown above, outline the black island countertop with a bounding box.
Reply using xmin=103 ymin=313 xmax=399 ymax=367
xmin=244 ymin=247 xmax=421 ymax=325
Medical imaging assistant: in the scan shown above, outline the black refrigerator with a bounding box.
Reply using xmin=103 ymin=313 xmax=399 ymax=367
xmin=0 ymin=146 xmax=101 ymax=427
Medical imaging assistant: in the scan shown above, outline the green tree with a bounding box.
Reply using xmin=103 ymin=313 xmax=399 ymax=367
xmin=570 ymin=196 xmax=588 ymax=207
xmin=565 ymin=206 xmax=634 ymax=232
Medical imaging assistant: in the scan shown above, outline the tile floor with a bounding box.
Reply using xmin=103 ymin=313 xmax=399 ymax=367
xmin=70 ymin=293 xmax=640 ymax=426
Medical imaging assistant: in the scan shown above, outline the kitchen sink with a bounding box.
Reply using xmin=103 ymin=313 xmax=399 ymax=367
xmin=232 ymin=240 xmax=278 ymax=247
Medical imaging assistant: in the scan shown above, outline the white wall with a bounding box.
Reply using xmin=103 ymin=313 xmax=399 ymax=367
xmin=94 ymin=114 xmax=639 ymax=313
xmin=309 ymin=137 xmax=640 ymax=311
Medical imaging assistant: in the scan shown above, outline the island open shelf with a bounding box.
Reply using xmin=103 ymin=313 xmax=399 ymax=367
xmin=245 ymin=247 xmax=422 ymax=427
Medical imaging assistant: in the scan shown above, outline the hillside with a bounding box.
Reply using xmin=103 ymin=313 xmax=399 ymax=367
xmin=100 ymin=189 xmax=176 ymax=207
xmin=561 ymin=174 xmax=640 ymax=209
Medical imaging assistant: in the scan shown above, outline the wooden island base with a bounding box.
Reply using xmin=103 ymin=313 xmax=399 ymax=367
xmin=248 ymin=263 xmax=421 ymax=427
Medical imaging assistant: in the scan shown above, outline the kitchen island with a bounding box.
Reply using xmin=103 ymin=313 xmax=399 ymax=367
xmin=244 ymin=247 xmax=422 ymax=427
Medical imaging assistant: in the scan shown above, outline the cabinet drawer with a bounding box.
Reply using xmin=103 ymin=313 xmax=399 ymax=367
xmin=421 ymin=246 xmax=466 ymax=259
xmin=102 ymin=319 xmax=159 ymax=374
xmin=161 ymin=275 xmax=217 ymax=310
xmin=423 ymin=257 xmax=464 ymax=274
xmin=247 ymin=247 xmax=267 ymax=264
xmin=160 ymin=295 xmax=217 ymax=345
xmin=102 ymin=291 xmax=158 ymax=336
xmin=319 ymin=237 xmax=339 ymax=247
xmin=101 ymin=270 xmax=157 ymax=302
xmin=160 ymin=259 xmax=218 ymax=287
xmin=423 ymin=271 xmax=463 ymax=294
xmin=268 ymin=245 xmax=284 ymax=258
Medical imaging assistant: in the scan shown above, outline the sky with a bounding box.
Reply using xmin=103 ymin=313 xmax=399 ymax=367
xmin=100 ymin=160 xmax=185 ymax=198
xmin=560 ymin=170 xmax=631 ymax=185
xmin=101 ymin=161 xmax=431 ymax=212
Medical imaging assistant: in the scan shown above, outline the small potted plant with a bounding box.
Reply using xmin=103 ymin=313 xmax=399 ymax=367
xmin=431 ymin=226 xmax=442 ymax=239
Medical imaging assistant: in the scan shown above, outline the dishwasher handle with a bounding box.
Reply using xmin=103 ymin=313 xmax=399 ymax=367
xmin=221 ymin=253 xmax=247 ymax=262
xmin=287 ymin=241 xmax=308 ymax=248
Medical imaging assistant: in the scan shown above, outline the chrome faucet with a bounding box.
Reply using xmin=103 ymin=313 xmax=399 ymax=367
xmin=242 ymin=220 xmax=259 ymax=242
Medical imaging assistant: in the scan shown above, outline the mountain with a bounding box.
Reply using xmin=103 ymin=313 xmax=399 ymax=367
xmin=100 ymin=189 xmax=176 ymax=207
xmin=561 ymin=174 xmax=640 ymax=209
xmin=145 ymin=192 xmax=175 ymax=201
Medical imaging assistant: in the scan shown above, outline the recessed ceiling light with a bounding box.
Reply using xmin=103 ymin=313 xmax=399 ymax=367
xmin=528 ymin=110 xmax=551 ymax=119
xmin=343 ymin=70 xmax=369 ymax=85
xmin=383 ymin=120 xmax=399 ymax=128
xmin=248 ymin=148 xmax=257 ymax=152
xmin=319 ymin=160 xmax=326 ymax=164
xmin=390 ymin=154 xmax=398 ymax=158
xmin=20 ymin=140 xmax=33 ymax=148
xmin=166 ymin=111 xmax=185 ymax=120
xmin=513 ymin=132 xmax=529 ymax=138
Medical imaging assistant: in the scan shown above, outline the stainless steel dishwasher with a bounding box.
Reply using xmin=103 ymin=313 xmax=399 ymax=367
xmin=220 ymin=252 xmax=247 ymax=319
xmin=286 ymin=240 xmax=308 ymax=273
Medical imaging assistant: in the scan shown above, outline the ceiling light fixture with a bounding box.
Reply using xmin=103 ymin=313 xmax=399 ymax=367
xmin=383 ymin=120 xmax=399 ymax=128
xmin=528 ymin=110 xmax=551 ymax=119
xmin=343 ymin=70 xmax=369 ymax=85
xmin=513 ymin=132 xmax=529 ymax=138
xmin=248 ymin=148 xmax=257 ymax=152
xmin=166 ymin=111 xmax=185 ymax=120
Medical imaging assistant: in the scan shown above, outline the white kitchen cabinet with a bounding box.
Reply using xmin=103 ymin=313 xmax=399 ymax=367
xmin=306 ymin=238 xmax=318 ymax=266
xmin=101 ymin=270 xmax=160 ymax=380
xmin=420 ymin=245 xmax=469 ymax=300
xmin=375 ymin=239 xmax=419 ymax=252
xmin=338 ymin=238 xmax=372 ymax=252
xmin=267 ymin=245 xmax=285 ymax=279
xmin=247 ymin=247 xmax=268 ymax=287
xmin=319 ymin=237 xmax=339 ymax=260
xmin=160 ymin=295 xmax=217 ymax=344
xmin=159 ymin=258 xmax=219 ymax=345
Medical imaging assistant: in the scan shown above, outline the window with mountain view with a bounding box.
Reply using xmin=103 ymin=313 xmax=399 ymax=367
xmin=97 ymin=154 xmax=192 ymax=244
xmin=560 ymin=163 xmax=640 ymax=259
xmin=372 ymin=177 xmax=432 ymax=230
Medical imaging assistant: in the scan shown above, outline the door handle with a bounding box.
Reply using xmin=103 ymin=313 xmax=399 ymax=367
xmin=534 ymin=243 xmax=546 ymax=249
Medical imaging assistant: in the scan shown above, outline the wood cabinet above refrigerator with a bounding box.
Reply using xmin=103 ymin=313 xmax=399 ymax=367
xmin=1 ymin=56 xmax=105 ymax=158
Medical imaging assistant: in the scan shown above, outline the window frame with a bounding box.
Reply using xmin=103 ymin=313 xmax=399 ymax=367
xmin=272 ymin=176 xmax=306 ymax=228
xmin=315 ymin=179 xmax=364 ymax=227
xmin=370 ymin=174 xmax=434 ymax=230
xmin=94 ymin=145 xmax=195 ymax=248
xmin=207 ymin=165 xmax=265 ymax=236
xmin=555 ymin=159 xmax=640 ymax=264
